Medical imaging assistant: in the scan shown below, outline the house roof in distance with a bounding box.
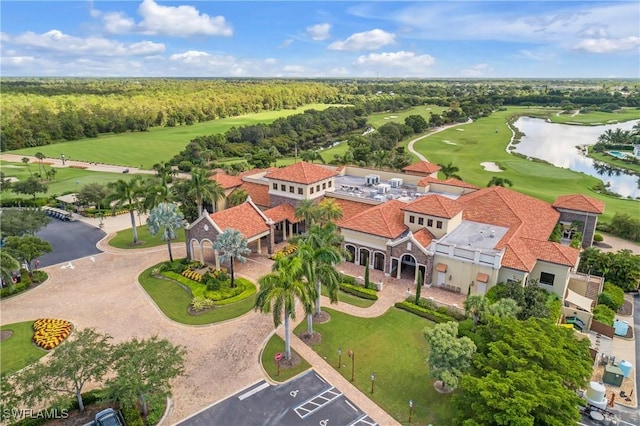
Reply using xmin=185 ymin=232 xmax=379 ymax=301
xmin=209 ymin=202 xmax=269 ymax=239
xmin=553 ymin=194 xmax=605 ymax=214
xmin=264 ymin=203 xmax=300 ymax=224
xmin=340 ymin=199 xmax=407 ymax=239
xmin=403 ymin=160 xmax=441 ymax=175
xmin=209 ymin=171 xmax=243 ymax=189
xmin=266 ymin=161 xmax=337 ymax=184
xmin=325 ymin=196 xmax=377 ymax=226
xmin=402 ymin=194 xmax=464 ymax=219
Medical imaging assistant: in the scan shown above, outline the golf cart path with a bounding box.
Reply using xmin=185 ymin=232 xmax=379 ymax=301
xmin=406 ymin=119 xmax=472 ymax=162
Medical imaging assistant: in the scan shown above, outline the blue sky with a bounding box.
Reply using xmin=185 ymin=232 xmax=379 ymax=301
xmin=1 ymin=1 xmax=638 ymax=78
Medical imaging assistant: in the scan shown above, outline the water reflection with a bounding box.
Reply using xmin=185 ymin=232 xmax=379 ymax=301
xmin=512 ymin=117 xmax=640 ymax=198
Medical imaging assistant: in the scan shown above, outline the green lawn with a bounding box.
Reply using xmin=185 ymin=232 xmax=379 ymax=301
xmin=0 ymin=160 xmax=140 ymax=200
xmin=138 ymin=266 xmax=256 ymax=325
xmin=367 ymin=105 xmax=448 ymax=129
xmin=588 ymin=148 xmax=640 ymax=175
xmin=109 ymin=223 xmax=185 ymax=250
xmin=261 ymin=334 xmax=312 ymax=382
xmin=404 ymin=106 xmax=639 ymax=222
xmin=10 ymin=104 xmax=338 ymax=169
xmin=549 ymin=108 xmax=640 ymax=125
xmin=321 ymin=287 xmax=376 ymax=308
xmin=1 ymin=321 xmax=48 ymax=376
xmin=294 ymin=307 xmax=451 ymax=426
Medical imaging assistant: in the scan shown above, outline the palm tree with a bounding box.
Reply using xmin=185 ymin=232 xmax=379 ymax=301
xmin=254 ymin=255 xmax=312 ymax=360
xmin=21 ymin=157 xmax=32 ymax=177
xmin=294 ymin=199 xmax=319 ymax=232
xmin=487 ymin=176 xmax=513 ymax=187
xmin=213 ymin=228 xmax=251 ymax=287
xmin=187 ymin=168 xmax=226 ymax=216
xmin=317 ymin=198 xmax=343 ymax=225
xmin=438 ymin=162 xmax=462 ymax=180
xmin=227 ymin=188 xmax=248 ymax=208
xmin=1 ymin=251 xmax=21 ymax=290
xmin=301 ymin=150 xmax=325 ymax=164
xmin=464 ymin=295 xmax=488 ymax=330
xmin=147 ymin=202 xmax=186 ymax=262
xmin=486 ymin=298 xmax=521 ymax=319
xmin=34 ymin=152 xmax=45 ymax=180
xmin=372 ymin=150 xmax=390 ymax=169
xmin=152 ymin=161 xmax=173 ymax=188
xmin=106 ymin=176 xmax=145 ymax=244
xmin=142 ymin=177 xmax=173 ymax=212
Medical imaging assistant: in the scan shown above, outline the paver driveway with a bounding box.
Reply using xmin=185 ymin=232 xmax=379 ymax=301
xmin=0 ymin=241 xmax=275 ymax=424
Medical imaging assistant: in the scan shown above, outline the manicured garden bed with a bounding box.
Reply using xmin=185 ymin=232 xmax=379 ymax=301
xmin=0 ymin=321 xmax=48 ymax=376
xmin=261 ymin=335 xmax=311 ymax=382
xmin=138 ymin=266 xmax=256 ymax=325
xmin=294 ymin=307 xmax=454 ymax=425
xmin=320 ymin=286 xmax=376 ymax=308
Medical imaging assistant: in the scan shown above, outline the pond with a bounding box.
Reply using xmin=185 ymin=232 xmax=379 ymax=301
xmin=511 ymin=117 xmax=640 ymax=199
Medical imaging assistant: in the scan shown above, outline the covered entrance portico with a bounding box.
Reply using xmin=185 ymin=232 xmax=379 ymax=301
xmin=264 ymin=204 xmax=301 ymax=244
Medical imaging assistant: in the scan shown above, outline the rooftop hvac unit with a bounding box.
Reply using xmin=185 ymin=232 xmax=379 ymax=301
xmin=377 ymin=184 xmax=391 ymax=194
xmin=365 ymin=174 xmax=380 ymax=186
xmin=389 ymin=178 xmax=404 ymax=188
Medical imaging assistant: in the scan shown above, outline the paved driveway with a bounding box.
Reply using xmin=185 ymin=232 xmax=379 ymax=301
xmin=35 ymin=219 xmax=105 ymax=267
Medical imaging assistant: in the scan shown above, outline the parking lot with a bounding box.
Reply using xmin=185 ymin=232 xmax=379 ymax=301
xmin=177 ymin=370 xmax=377 ymax=426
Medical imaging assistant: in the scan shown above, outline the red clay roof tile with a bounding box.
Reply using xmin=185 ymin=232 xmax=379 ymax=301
xmin=402 ymin=194 xmax=463 ymax=219
xmin=326 ymin=196 xmax=377 ymax=226
xmin=239 ymin=182 xmax=270 ymax=208
xmin=340 ymin=200 xmax=407 ymax=239
xmin=209 ymin=203 xmax=269 ymax=239
xmin=553 ymin=194 xmax=605 ymax=214
xmin=210 ymin=172 xmax=243 ymax=189
xmin=266 ymin=161 xmax=337 ymax=184
xmin=403 ymin=161 xmax=441 ymax=175
xmin=413 ymin=228 xmax=436 ymax=247
xmin=264 ymin=203 xmax=300 ymax=224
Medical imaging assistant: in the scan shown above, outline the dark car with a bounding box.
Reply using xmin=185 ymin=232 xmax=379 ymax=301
xmin=95 ymin=408 xmax=124 ymax=426
xmin=122 ymin=169 xmax=130 ymax=174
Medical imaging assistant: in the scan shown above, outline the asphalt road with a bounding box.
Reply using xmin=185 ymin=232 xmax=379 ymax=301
xmin=177 ymin=370 xmax=377 ymax=426
xmin=35 ymin=217 xmax=105 ymax=268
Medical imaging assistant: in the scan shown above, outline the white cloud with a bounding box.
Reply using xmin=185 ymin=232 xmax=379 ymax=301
xmin=279 ymin=38 xmax=294 ymax=48
xmin=578 ymin=25 xmax=609 ymax=38
xmin=306 ymin=23 xmax=331 ymax=41
xmin=518 ymin=49 xmax=556 ymax=62
xmin=169 ymin=51 xmax=210 ymax=61
xmin=328 ymin=29 xmax=395 ymax=51
xmin=137 ymin=0 xmax=232 ymax=37
xmin=461 ymin=63 xmax=490 ymax=77
xmin=94 ymin=11 xmax=136 ymax=34
xmin=3 ymin=30 xmax=165 ymax=56
xmin=573 ymin=36 xmax=640 ymax=53
xmin=354 ymin=51 xmax=434 ymax=68
xmin=265 ymin=58 xmax=278 ymax=64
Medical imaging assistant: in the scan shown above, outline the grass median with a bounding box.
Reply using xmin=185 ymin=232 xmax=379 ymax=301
xmin=109 ymin=224 xmax=185 ymax=249
xmin=261 ymin=334 xmax=311 ymax=382
xmin=138 ymin=266 xmax=256 ymax=325
xmin=1 ymin=321 xmax=48 ymax=376
xmin=294 ymin=307 xmax=451 ymax=426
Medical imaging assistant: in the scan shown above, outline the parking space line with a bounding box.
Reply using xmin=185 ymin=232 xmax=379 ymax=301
xmin=238 ymin=382 xmax=270 ymax=401
xmin=294 ymin=387 xmax=343 ymax=419
xmin=350 ymin=416 xmax=378 ymax=426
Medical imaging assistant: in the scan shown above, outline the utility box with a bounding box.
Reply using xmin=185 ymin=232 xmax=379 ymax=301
xmin=603 ymin=365 xmax=624 ymax=387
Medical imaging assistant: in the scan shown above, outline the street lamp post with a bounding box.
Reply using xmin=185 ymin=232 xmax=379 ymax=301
xmin=348 ymin=350 xmax=355 ymax=381
xmin=337 ymin=348 xmax=342 ymax=369
xmin=60 ymin=154 xmax=65 ymax=166
xmin=409 ymin=399 xmax=414 ymax=424
xmin=370 ymin=372 xmax=375 ymax=394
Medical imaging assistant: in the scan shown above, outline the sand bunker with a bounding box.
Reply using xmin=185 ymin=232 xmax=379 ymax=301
xmin=443 ymin=140 xmax=457 ymax=145
xmin=480 ymin=162 xmax=502 ymax=172
xmin=456 ymin=128 xmax=465 ymax=131
xmin=389 ymin=115 xmax=398 ymax=118
xmin=384 ymin=117 xmax=390 ymax=120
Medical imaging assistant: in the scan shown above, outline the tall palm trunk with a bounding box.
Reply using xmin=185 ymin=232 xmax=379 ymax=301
xmin=230 ymin=258 xmax=235 ymax=287
xmin=129 ymin=210 xmax=138 ymax=243
xmin=284 ymin=313 xmax=291 ymax=360
xmin=307 ymin=312 xmax=313 ymax=336
xmin=315 ymin=278 xmax=322 ymax=316
xmin=167 ymin=239 xmax=174 ymax=262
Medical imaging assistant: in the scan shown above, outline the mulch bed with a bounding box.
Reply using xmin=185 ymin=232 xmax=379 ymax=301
xmin=433 ymin=380 xmax=454 ymax=395
xmin=298 ymin=331 xmax=322 ymax=346
xmin=279 ymin=352 xmax=303 ymax=369
xmin=0 ymin=330 xmax=13 ymax=342
xmin=44 ymin=402 xmax=119 ymax=426
xmin=313 ymin=311 xmax=331 ymax=324
xmin=618 ymin=299 xmax=633 ymax=316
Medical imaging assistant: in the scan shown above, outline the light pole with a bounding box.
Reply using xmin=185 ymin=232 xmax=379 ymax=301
xmin=370 ymin=372 xmax=375 ymax=394
xmin=60 ymin=154 xmax=65 ymax=165
xmin=408 ymin=399 xmax=414 ymax=424
xmin=348 ymin=349 xmax=355 ymax=381
xmin=337 ymin=348 xmax=342 ymax=369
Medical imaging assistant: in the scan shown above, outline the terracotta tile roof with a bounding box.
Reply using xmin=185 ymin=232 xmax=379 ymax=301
xmin=402 ymin=194 xmax=464 ymax=219
xmin=264 ymin=203 xmax=300 ymax=224
xmin=521 ymin=238 xmax=580 ymax=267
xmin=266 ymin=161 xmax=337 ymax=184
xmin=326 ymin=197 xmax=378 ymax=226
xmin=501 ymin=238 xmax=538 ymax=272
xmin=209 ymin=202 xmax=269 ymax=239
xmin=239 ymin=182 xmax=270 ymax=208
xmin=210 ymin=172 xmax=242 ymax=189
xmin=476 ymin=273 xmax=489 ymax=283
xmin=340 ymin=200 xmax=408 ymax=239
xmin=553 ymin=194 xmax=605 ymax=214
xmin=403 ymin=161 xmax=441 ymax=175
xmin=458 ymin=186 xmax=559 ymax=249
xmin=413 ymin=228 xmax=436 ymax=247
xmin=238 ymin=168 xmax=266 ymax=178
xmin=416 ymin=176 xmax=478 ymax=190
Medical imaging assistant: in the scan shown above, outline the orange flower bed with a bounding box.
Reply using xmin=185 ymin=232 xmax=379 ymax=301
xmin=33 ymin=318 xmax=73 ymax=350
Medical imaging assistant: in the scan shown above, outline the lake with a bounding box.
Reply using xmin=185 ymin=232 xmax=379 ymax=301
xmin=512 ymin=117 xmax=640 ymax=199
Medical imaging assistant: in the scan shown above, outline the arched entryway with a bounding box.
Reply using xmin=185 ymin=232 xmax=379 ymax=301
xmin=373 ymin=251 xmax=385 ymax=271
xmin=345 ymin=244 xmax=356 ymax=263
xmin=400 ymin=254 xmax=416 ymax=281
xmin=201 ymin=238 xmax=216 ymax=266
xmin=359 ymin=248 xmax=370 ymax=267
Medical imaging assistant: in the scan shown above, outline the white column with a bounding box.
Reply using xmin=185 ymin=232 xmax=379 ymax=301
xmin=283 ymin=221 xmax=287 ymax=242
xmin=257 ymin=238 xmax=262 ymax=255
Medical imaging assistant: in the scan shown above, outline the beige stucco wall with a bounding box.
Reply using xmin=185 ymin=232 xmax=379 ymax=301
xmin=562 ymin=306 xmax=593 ymax=331
xmin=333 ymin=165 xmax=424 ymax=185
xmin=404 ymin=211 xmax=462 ymax=238
xmin=568 ymin=277 xmax=589 ymax=297
xmin=530 ymin=261 xmax=571 ymax=299
xmin=428 ymin=182 xmax=476 ymax=196
xmin=342 ymin=229 xmax=389 ymax=252
xmin=497 ymin=268 xmax=528 ymax=285
xmin=268 ymin=177 xmax=335 ymax=201
xmin=432 ymin=254 xmax=499 ymax=296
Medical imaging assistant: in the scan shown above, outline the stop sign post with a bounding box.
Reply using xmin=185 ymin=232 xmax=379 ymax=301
xmin=275 ymin=353 xmax=283 ymax=376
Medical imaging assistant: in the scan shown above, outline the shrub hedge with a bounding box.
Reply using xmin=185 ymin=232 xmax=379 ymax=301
xmin=339 ymin=283 xmax=378 ymax=300
xmin=162 ymin=272 xmax=255 ymax=303
xmin=598 ymin=282 xmax=625 ymax=311
xmin=395 ymin=301 xmax=457 ymax=323
xmin=593 ymin=304 xmax=615 ymax=326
